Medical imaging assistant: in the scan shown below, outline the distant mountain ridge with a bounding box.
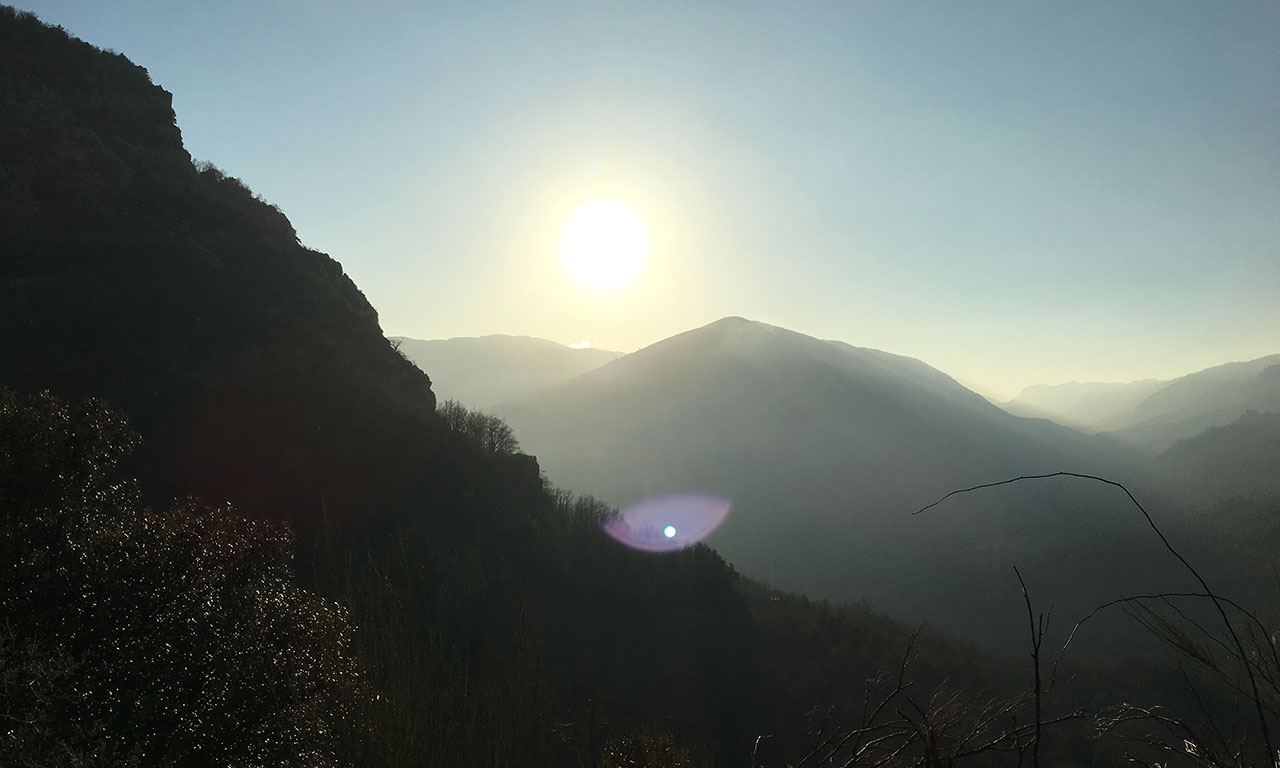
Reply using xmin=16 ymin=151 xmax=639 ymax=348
xmin=391 ymin=334 xmax=620 ymax=407
xmin=1001 ymin=379 xmax=1168 ymax=429
xmin=1114 ymin=356 xmax=1280 ymax=449
xmin=1003 ymin=354 xmax=1280 ymax=450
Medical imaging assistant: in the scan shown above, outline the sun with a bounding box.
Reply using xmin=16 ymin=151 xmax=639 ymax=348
xmin=559 ymin=198 xmax=649 ymax=290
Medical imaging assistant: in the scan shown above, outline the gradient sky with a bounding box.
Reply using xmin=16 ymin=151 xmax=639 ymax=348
xmin=16 ymin=1 xmax=1280 ymax=399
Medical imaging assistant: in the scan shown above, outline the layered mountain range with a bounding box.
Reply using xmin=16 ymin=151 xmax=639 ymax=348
xmin=390 ymin=334 xmax=620 ymax=407
xmin=397 ymin=323 xmax=1278 ymax=645
xmin=1003 ymin=355 xmax=1280 ymax=449
xmin=468 ymin=319 xmax=1182 ymax=644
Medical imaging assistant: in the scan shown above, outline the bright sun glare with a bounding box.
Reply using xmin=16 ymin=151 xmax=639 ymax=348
xmin=559 ymin=199 xmax=648 ymax=290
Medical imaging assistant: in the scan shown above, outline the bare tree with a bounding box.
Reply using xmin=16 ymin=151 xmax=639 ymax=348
xmin=784 ymin=623 xmax=1082 ymax=768
xmin=437 ymin=399 xmax=520 ymax=454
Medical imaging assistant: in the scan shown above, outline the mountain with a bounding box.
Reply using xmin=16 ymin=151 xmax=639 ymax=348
xmin=500 ymin=317 xmax=1184 ymax=648
xmin=1002 ymin=379 xmax=1167 ymax=429
xmin=1002 ymin=355 xmax=1280 ymax=451
xmin=0 ymin=8 xmax=458 ymax=528
xmin=1111 ymin=356 xmax=1280 ymax=450
xmin=391 ymin=334 xmax=620 ymax=407
xmin=1157 ymin=410 xmax=1280 ymax=504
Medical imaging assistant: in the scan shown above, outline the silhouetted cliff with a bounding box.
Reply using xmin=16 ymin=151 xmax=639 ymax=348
xmin=1 ymin=7 xmax=445 ymax=526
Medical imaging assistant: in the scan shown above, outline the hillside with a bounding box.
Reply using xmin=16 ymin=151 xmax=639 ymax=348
xmin=0 ymin=8 xmax=450 ymax=528
xmin=500 ymin=317 xmax=1184 ymax=648
xmin=1157 ymin=409 xmax=1280 ymax=503
xmin=1112 ymin=357 xmax=1280 ymax=450
xmin=391 ymin=334 xmax=620 ymax=407
xmin=1003 ymin=355 xmax=1280 ymax=450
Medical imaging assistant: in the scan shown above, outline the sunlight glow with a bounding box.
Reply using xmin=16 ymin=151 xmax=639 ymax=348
xmin=559 ymin=199 xmax=648 ymax=290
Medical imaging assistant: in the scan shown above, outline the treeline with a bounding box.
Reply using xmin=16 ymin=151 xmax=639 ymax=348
xmin=0 ymin=388 xmax=1001 ymax=766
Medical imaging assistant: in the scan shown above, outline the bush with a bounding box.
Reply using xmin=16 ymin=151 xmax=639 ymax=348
xmin=0 ymin=389 xmax=362 ymax=767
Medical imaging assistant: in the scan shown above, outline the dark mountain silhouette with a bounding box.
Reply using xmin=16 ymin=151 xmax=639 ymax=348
xmin=0 ymin=8 xmax=463 ymax=529
xmin=391 ymin=334 xmax=620 ymax=407
xmin=499 ymin=317 xmax=1185 ymax=648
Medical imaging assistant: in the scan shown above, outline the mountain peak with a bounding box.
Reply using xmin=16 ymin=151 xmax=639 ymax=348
xmin=705 ymin=315 xmax=756 ymax=328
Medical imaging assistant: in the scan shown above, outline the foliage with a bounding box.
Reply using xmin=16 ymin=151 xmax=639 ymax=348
xmin=0 ymin=389 xmax=362 ymax=767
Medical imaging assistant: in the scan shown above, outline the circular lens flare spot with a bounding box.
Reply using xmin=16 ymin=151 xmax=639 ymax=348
xmin=602 ymin=494 xmax=731 ymax=553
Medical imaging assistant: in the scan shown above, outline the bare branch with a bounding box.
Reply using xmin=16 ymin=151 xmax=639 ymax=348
xmin=914 ymin=471 xmax=1276 ymax=760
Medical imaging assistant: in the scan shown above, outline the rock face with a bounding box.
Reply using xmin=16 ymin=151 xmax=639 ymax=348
xmin=0 ymin=7 xmax=444 ymax=526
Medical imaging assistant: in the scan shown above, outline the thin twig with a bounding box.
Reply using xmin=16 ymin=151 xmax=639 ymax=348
xmin=1014 ymin=566 xmax=1043 ymax=768
xmin=914 ymin=471 xmax=1276 ymax=761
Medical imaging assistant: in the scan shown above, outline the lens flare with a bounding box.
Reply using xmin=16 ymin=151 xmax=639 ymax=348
xmin=602 ymin=494 xmax=731 ymax=553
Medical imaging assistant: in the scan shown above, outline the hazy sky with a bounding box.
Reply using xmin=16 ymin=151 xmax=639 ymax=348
xmin=17 ymin=1 xmax=1280 ymax=399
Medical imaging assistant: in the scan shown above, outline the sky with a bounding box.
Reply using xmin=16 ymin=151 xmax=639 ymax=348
xmin=15 ymin=1 xmax=1280 ymax=400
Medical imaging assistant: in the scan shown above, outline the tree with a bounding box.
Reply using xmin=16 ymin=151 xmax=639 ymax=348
xmin=0 ymin=389 xmax=362 ymax=767
xmin=437 ymin=399 xmax=520 ymax=454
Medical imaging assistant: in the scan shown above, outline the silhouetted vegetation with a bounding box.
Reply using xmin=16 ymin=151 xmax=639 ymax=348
xmin=438 ymin=399 xmax=522 ymax=454
xmin=0 ymin=389 xmax=362 ymax=767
